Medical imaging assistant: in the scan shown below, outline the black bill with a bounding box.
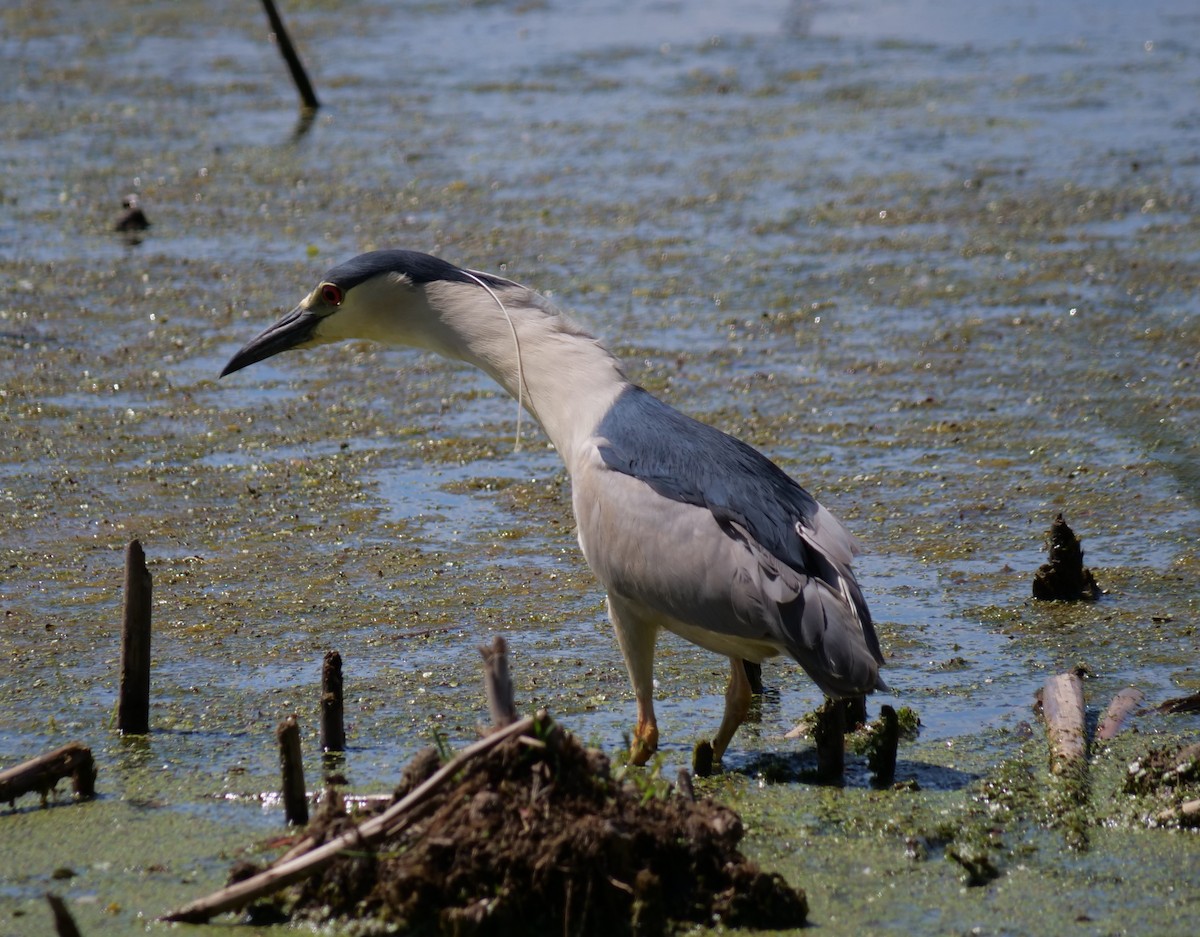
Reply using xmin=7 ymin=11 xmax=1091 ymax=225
xmin=220 ymin=305 xmax=322 ymax=377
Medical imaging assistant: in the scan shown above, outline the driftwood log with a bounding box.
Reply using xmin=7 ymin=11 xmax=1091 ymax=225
xmin=1042 ymin=672 xmax=1086 ymax=774
xmin=1096 ymin=687 xmax=1144 ymax=741
xmin=0 ymin=743 xmax=96 ymax=806
xmin=1158 ymin=691 xmax=1200 ymax=715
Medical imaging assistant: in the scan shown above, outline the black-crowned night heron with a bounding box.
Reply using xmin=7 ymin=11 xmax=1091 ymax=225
xmin=222 ymin=250 xmax=886 ymax=765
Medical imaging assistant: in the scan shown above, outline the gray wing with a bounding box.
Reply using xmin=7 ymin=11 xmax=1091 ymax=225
xmin=595 ymin=386 xmax=885 ymax=694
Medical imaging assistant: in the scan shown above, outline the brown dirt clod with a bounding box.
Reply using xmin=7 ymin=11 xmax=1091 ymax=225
xmin=283 ymin=721 xmax=807 ymax=935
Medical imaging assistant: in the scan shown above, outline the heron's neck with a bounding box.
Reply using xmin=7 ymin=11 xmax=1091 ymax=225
xmin=423 ymin=281 xmax=628 ymax=460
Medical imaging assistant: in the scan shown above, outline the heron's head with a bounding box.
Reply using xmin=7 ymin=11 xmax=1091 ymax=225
xmin=220 ymin=249 xmax=514 ymax=377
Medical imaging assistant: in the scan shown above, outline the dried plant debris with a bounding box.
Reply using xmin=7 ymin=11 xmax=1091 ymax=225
xmin=1122 ymin=742 xmax=1200 ymax=829
xmin=1032 ymin=513 xmax=1100 ymax=602
xmin=1158 ymin=691 xmax=1200 ymax=715
xmin=251 ymin=721 xmax=808 ymax=936
xmin=1124 ymin=742 xmax=1200 ymax=796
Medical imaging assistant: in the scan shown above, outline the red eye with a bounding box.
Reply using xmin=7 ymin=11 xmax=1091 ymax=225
xmin=321 ymin=283 xmax=343 ymax=306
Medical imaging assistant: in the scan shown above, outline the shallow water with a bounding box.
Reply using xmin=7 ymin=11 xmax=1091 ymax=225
xmin=2 ymin=0 xmax=1199 ymax=933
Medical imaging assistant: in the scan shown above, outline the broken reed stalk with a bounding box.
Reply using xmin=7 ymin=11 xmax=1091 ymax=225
xmin=162 ymin=715 xmax=537 ymax=924
xmin=479 ymin=635 xmax=517 ymax=728
xmin=0 ymin=743 xmax=96 ymax=805
xmin=277 ymin=715 xmax=309 ymax=826
xmin=118 ymin=539 xmax=152 ymax=735
xmin=1042 ymin=673 xmax=1086 ymax=775
xmin=320 ymin=651 xmax=345 ymax=753
xmin=260 ymin=0 xmax=320 ymax=112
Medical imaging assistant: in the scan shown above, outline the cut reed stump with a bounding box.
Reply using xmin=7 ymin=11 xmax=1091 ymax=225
xmin=277 ymin=716 xmax=308 ymax=826
xmin=867 ymin=705 xmax=900 ymax=788
xmin=0 ymin=743 xmax=96 ymax=807
xmin=319 ymin=651 xmax=345 ymax=753
xmin=118 ymin=538 xmax=152 ymax=735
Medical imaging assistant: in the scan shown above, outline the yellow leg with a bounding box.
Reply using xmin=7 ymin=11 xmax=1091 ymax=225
xmin=607 ymin=595 xmax=660 ymax=765
xmin=710 ymin=655 xmax=753 ymax=763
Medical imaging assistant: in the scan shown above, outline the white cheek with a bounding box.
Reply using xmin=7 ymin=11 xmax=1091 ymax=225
xmin=315 ymin=301 xmax=377 ymax=343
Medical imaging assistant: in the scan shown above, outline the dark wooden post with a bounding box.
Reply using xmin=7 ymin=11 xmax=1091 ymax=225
xmin=320 ymin=651 xmax=345 ymax=753
xmin=813 ymin=697 xmax=845 ymax=783
xmin=118 ymin=539 xmax=152 ymax=735
xmin=277 ymin=715 xmax=308 ymax=825
xmin=260 ymin=0 xmax=320 ymax=112
xmin=868 ymin=705 xmax=899 ymax=788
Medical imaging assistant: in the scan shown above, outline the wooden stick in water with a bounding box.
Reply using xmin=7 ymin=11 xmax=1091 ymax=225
xmin=117 ymin=539 xmax=152 ymax=736
xmin=260 ymin=0 xmax=320 ymax=112
xmin=277 ymin=715 xmax=309 ymax=826
xmin=320 ymin=651 xmax=346 ymax=753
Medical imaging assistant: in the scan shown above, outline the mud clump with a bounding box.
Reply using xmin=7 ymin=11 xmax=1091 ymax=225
xmin=282 ymin=722 xmax=807 ymax=936
xmin=1124 ymin=742 xmax=1200 ymax=796
xmin=1032 ymin=513 xmax=1100 ymax=601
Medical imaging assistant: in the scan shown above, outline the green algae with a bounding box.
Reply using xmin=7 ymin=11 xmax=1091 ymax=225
xmin=2 ymin=0 xmax=1200 ymax=934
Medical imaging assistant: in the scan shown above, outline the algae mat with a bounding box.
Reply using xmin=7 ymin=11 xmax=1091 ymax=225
xmin=2 ymin=0 xmax=1198 ymax=934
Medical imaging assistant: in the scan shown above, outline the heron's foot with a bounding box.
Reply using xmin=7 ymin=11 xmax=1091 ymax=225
xmin=692 ymin=739 xmax=716 ymax=778
xmin=628 ymin=724 xmax=658 ymax=766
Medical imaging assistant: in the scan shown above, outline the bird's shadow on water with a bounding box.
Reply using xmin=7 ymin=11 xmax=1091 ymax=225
xmin=727 ymin=749 xmax=979 ymax=791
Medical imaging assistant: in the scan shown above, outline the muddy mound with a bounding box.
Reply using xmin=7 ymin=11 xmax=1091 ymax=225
xmin=1032 ymin=513 xmax=1100 ymax=601
xmin=286 ymin=717 xmax=807 ymax=935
